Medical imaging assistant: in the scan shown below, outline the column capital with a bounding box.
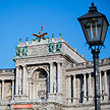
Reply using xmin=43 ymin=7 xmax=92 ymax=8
xmin=72 ymin=74 xmax=77 ymax=77
xmin=57 ymin=62 xmax=62 ymax=67
xmin=88 ymin=73 xmax=92 ymax=77
xmin=104 ymin=70 xmax=107 ymax=73
xmin=2 ymin=79 xmax=5 ymax=82
xmin=98 ymin=69 xmax=102 ymax=73
xmin=57 ymin=62 xmax=61 ymax=64
xmin=49 ymin=62 xmax=53 ymax=65
xmin=56 ymin=61 xmax=62 ymax=65
xmin=12 ymin=80 xmax=14 ymax=82
xmin=83 ymin=73 xmax=87 ymax=76
xmin=88 ymin=72 xmax=92 ymax=75
xmin=22 ymin=64 xmax=27 ymax=67
xmin=66 ymin=75 xmax=71 ymax=78
xmin=15 ymin=65 xmax=19 ymax=68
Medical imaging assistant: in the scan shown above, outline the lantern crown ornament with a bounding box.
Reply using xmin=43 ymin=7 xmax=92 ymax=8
xmin=78 ymin=2 xmax=109 ymax=47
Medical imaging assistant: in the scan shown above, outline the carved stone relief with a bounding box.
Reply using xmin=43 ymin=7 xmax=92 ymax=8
xmin=38 ymin=90 xmax=46 ymax=99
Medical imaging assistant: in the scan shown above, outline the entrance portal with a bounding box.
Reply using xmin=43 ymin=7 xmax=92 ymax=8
xmin=32 ymin=68 xmax=48 ymax=100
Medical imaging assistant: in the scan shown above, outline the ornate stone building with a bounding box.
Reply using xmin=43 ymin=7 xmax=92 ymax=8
xmin=0 ymin=34 xmax=110 ymax=110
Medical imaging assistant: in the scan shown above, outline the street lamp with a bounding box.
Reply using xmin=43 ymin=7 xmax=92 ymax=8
xmin=78 ymin=2 xmax=109 ymax=110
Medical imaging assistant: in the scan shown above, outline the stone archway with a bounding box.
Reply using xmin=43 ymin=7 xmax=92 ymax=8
xmin=32 ymin=68 xmax=49 ymax=100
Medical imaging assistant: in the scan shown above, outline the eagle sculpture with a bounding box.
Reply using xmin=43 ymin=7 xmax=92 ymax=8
xmin=32 ymin=26 xmax=47 ymax=39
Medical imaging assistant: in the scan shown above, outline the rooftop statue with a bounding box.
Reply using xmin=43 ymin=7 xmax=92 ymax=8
xmin=52 ymin=33 xmax=55 ymax=38
xmin=32 ymin=26 xmax=48 ymax=42
xmin=22 ymin=46 xmax=28 ymax=56
xmin=26 ymin=37 xmax=28 ymax=41
xmin=48 ymin=34 xmax=56 ymax=52
xmin=56 ymin=42 xmax=62 ymax=52
xmin=16 ymin=46 xmax=21 ymax=57
xmin=19 ymin=38 xmax=22 ymax=43
xmin=49 ymin=43 xmax=55 ymax=53
xmin=56 ymin=33 xmax=62 ymax=52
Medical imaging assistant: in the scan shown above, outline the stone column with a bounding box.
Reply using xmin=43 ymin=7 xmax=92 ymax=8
xmin=11 ymin=80 xmax=14 ymax=100
xmin=29 ymin=81 xmax=31 ymax=99
xmin=2 ymin=80 xmax=4 ymax=100
xmin=83 ymin=74 xmax=87 ymax=103
xmin=73 ymin=75 xmax=76 ymax=103
xmin=33 ymin=83 xmax=35 ymax=99
xmin=19 ymin=68 xmax=22 ymax=95
xmin=50 ymin=62 xmax=53 ymax=94
xmin=15 ymin=66 xmax=19 ymax=95
xmin=88 ymin=73 xmax=92 ymax=102
xmin=104 ymin=70 xmax=108 ymax=101
xmin=57 ymin=62 xmax=62 ymax=94
xmin=67 ymin=76 xmax=71 ymax=104
xmin=23 ymin=65 xmax=26 ymax=95
xmin=100 ymin=71 xmax=102 ymax=102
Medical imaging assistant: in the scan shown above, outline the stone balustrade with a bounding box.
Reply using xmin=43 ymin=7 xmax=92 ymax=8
xmin=69 ymin=58 xmax=110 ymax=69
xmin=66 ymin=69 xmax=110 ymax=105
xmin=0 ymin=69 xmax=15 ymax=74
xmin=18 ymin=38 xmax=65 ymax=47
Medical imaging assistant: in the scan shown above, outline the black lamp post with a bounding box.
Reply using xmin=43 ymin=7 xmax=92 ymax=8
xmin=78 ymin=2 xmax=109 ymax=110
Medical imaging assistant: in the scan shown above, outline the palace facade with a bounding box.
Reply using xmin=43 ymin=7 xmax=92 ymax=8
xmin=0 ymin=34 xmax=110 ymax=110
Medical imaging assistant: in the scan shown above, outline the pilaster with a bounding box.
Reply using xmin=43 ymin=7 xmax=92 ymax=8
xmin=88 ymin=73 xmax=92 ymax=102
xmin=22 ymin=65 xmax=26 ymax=95
xmin=12 ymin=80 xmax=14 ymax=100
xmin=57 ymin=62 xmax=62 ymax=94
xmin=104 ymin=70 xmax=108 ymax=101
xmin=67 ymin=76 xmax=71 ymax=104
xmin=49 ymin=62 xmax=53 ymax=94
xmin=2 ymin=80 xmax=4 ymax=100
xmin=73 ymin=75 xmax=77 ymax=103
xmin=99 ymin=71 xmax=102 ymax=102
xmin=83 ymin=74 xmax=87 ymax=103
xmin=15 ymin=66 xmax=19 ymax=95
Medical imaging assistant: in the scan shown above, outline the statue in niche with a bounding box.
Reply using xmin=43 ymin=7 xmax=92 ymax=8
xmin=22 ymin=46 xmax=28 ymax=56
xmin=56 ymin=42 xmax=62 ymax=52
xmin=49 ymin=43 xmax=55 ymax=53
xmin=16 ymin=46 xmax=21 ymax=56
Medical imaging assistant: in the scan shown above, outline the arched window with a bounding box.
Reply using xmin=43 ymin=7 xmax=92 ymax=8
xmin=37 ymin=69 xmax=47 ymax=79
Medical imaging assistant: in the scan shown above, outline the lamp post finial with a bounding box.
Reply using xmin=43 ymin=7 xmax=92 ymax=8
xmin=91 ymin=2 xmax=94 ymax=7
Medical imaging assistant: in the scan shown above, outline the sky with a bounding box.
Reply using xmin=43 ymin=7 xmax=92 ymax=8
xmin=0 ymin=0 xmax=110 ymax=68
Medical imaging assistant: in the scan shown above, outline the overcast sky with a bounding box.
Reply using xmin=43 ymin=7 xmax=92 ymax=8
xmin=0 ymin=0 xmax=110 ymax=68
